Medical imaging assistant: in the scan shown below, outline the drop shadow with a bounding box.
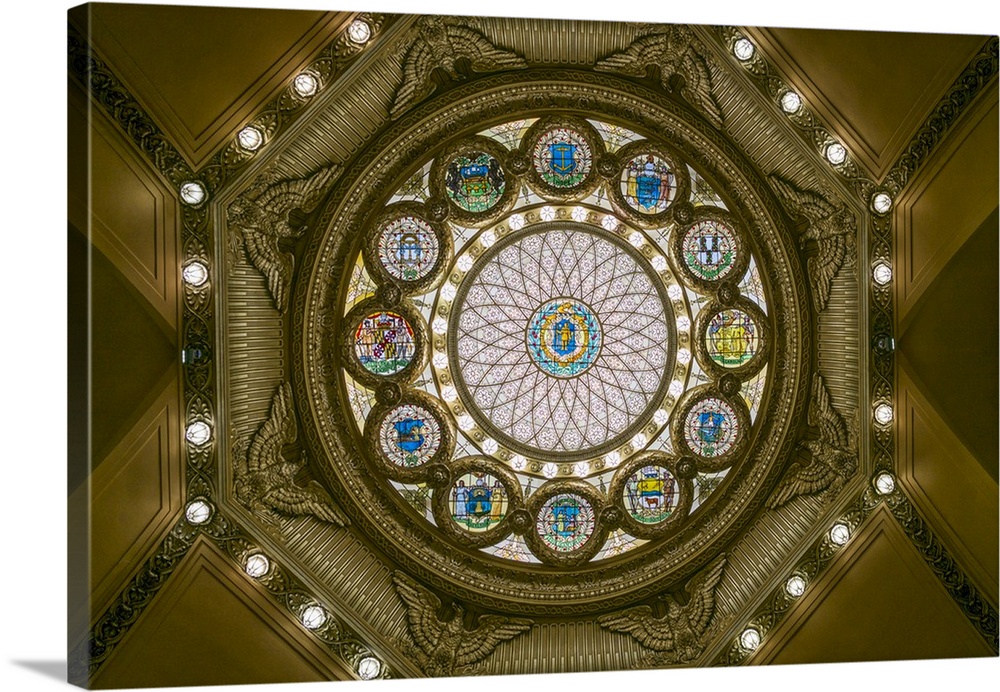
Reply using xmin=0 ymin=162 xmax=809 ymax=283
xmin=10 ymin=660 xmax=66 ymax=682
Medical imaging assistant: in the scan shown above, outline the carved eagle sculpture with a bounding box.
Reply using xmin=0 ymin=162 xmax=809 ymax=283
xmin=233 ymin=383 xmax=348 ymax=528
xmin=768 ymin=173 xmax=857 ymax=313
xmin=227 ymin=165 xmax=338 ymax=312
xmin=595 ymin=26 xmax=724 ymax=129
xmin=768 ymin=373 xmax=858 ymax=509
xmin=598 ymin=555 xmax=727 ymax=666
xmin=390 ymin=16 xmax=528 ymax=119
xmin=392 ymin=572 xmax=532 ymax=676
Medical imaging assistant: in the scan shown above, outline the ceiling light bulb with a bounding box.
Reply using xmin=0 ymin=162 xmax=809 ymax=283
xmin=780 ymin=91 xmax=802 ymax=114
xmin=244 ymin=554 xmax=270 ymax=579
xmin=542 ymin=462 xmax=558 ymax=478
xmin=432 ymin=317 xmax=448 ymax=335
xmin=631 ymin=432 xmax=647 ymax=448
xmin=872 ymin=192 xmax=893 ymax=214
xmin=357 ymin=656 xmax=382 ymax=680
xmin=825 ymin=142 xmax=847 ymax=165
xmin=605 ymin=451 xmax=621 ymax=468
xmin=540 ymin=206 xmax=556 ymax=221
xmin=440 ymin=282 xmax=457 ymax=301
xmin=739 ymin=627 xmax=761 ymax=650
xmin=574 ymin=461 xmax=590 ymax=477
xmin=183 ymin=261 xmax=209 ymax=287
xmin=348 ymin=19 xmax=372 ymax=45
xmin=872 ymin=262 xmax=892 ymax=286
xmin=179 ymin=181 xmax=207 ymax=206
xmin=874 ymin=403 xmax=893 ymax=425
xmin=480 ymin=229 xmax=497 ymax=247
xmin=508 ymin=213 xmax=525 ymax=230
xmin=456 ymin=254 xmax=474 ymax=272
xmin=733 ymin=38 xmax=755 ymax=61
xmin=571 ymin=206 xmax=587 ymax=222
xmin=185 ymin=421 xmax=211 ymax=445
xmin=237 ymin=126 xmax=263 ymax=151
xmin=651 ymin=255 xmax=667 ymax=272
xmin=677 ymin=348 xmax=691 ymax=364
xmin=629 ymin=231 xmax=645 ymax=248
xmin=457 ymin=414 xmax=475 ymax=431
xmin=676 ymin=316 xmax=690 ymax=331
xmin=184 ymin=499 xmax=212 ymax=525
xmin=784 ymin=575 xmax=806 ymax=597
xmin=482 ymin=438 xmax=499 ymax=454
xmin=829 ymin=522 xmax=851 ymax=546
xmin=874 ymin=472 xmax=896 ymax=495
xmin=432 ymin=352 xmax=448 ymax=369
xmin=653 ymin=408 xmax=669 ymax=425
xmin=293 ymin=72 xmax=318 ymax=97
xmin=601 ymin=214 xmax=618 ymax=231
xmin=509 ymin=454 xmax=527 ymax=471
xmin=300 ymin=605 xmax=327 ymax=630
xmin=669 ymin=380 xmax=684 ymax=397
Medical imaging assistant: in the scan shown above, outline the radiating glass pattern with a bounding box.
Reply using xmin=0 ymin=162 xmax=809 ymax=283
xmin=451 ymin=227 xmax=670 ymax=456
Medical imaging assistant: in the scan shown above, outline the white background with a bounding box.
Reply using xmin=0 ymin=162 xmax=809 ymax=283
xmin=1 ymin=1 xmax=997 ymax=691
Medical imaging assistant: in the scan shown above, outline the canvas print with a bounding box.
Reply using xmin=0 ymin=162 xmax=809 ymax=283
xmin=67 ymin=2 xmax=999 ymax=688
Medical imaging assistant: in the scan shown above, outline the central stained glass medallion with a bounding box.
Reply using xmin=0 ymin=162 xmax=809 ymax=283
xmin=526 ymin=299 xmax=602 ymax=377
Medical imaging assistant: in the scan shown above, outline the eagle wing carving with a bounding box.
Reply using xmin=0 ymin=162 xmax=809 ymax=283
xmin=596 ymin=27 xmax=723 ymax=128
xmin=454 ymin=614 xmax=533 ymax=668
xmin=234 ymin=383 xmax=348 ymax=526
xmin=391 ymin=17 xmax=527 ymax=119
xmin=599 ymin=555 xmax=727 ymax=664
xmin=769 ymin=374 xmax=858 ymax=509
xmin=228 ymin=166 xmax=338 ymax=312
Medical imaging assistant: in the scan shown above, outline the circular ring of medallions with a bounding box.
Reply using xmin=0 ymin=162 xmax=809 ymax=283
xmin=341 ymin=297 xmax=428 ymax=389
xmin=301 ymin=72 xmax=808 ymax=613
xmin=362 ymin=202 xmax=453 ymax=296
xmin=694 ymin=296 xmax=771 ymax=381
xmin=430 ymin=135 xmax=519 ymax=226
xmin=518 ymin=116 xmax=606 ymax=201
xmin=431 ymin=456 xmax=525 ymax=549
xmin=523 ymin=479 xmax=608 ymax=566
xmin=669 ymin=207 xmax=750 ymax=293
xmin=670 ymin=384 xmax=752 ymax=474
xmin=607 ymin=140 xmax=691 ymax=229
xmin=607 ymin=451 xmax=693 ymax=540
xmin=442 ymin=219 xmax=677 ymax=464
xmin=364 ymin=389 xmax=455 ymax=483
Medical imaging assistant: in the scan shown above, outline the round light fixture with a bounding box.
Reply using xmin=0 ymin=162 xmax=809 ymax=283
xmin=185 ymin=421 xmax=211 ymax=446
xmin=874 ymin=403 xmax=894 ymax=425
xmin=357 ymin=656 xmax=382 ymax=680
xmin=739 ymin=627 xmax=761 ymax=650
xmin=179 ymin=181 xmax=207 ymax=206
xmin=825 ymin=142 xmax=847 ymax=165
xmin=784 ymin=575 xmax=806 ymax=597
xmin=829 ymin=522 xmax=851 ymax=546
xmin=293 ymin=72 xmax=319 ymax=98
xmin=874 ymin=472 xmax=896 ymax=495
xmin=182 ymin=261 xmax=209 ymax=287
xmin=872 ymin=192 xmax=893 ymax=214
xmin=301 ymin=605 xmax=327 ymax=630
xmin=244 ymin=554 xmax=270 ymax=579
xmin=780 ymin=91 xmax=802 ymax=114
xmin=237 ymin=126 xmax=263 ymax=151
xmin=347 ymin=19 xmax=372 ymax=45
xmin=872 ymin=261 xmax=893 ymax=286
xmin=733 ymin=38 xmax=755 ymax=61
xmin=184 ymin=499 xmax=213 ymax=525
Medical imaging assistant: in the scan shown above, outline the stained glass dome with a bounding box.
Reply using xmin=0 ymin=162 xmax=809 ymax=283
xmin=331 ymin=115 xmax=775 ymax=567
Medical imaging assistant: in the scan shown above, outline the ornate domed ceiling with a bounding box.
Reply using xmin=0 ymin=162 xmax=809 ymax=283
xmin=66 ymin=4 xmax=999 ymax=687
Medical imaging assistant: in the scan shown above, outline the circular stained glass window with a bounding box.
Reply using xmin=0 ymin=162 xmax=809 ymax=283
xmin=378 ymin=403 xmax=442 ymax=468
xmin=537 ymin=494 xmax=595 ymax=552
xmin=623 ymin=465 xmax=679 ymax=525
xmin=377 ymin=216 xmax=440 ymax=282
xmin=531 ymin=127 xmax=593 ymax=189
xmin=448 ymin=472 xmax=509 ymax=533
xmin=705 ymin=309 xmax=760 ymax=368
xmin=354 ymin=311 xmax=416 ymax=375
xmin=444 ymin=151 xmax=505 ymax=213
xmin=620 ymin=154 xmax=677 ymax=215
xmin=449 ymin=225 xmax=673 ymax=459
xmin=526 ymin=299 xmax=602 ymax=377
xmin=682 ymin=220 xmax=739 ymax=282
xmin=684 ymin=397 xmax=740 ymax=458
